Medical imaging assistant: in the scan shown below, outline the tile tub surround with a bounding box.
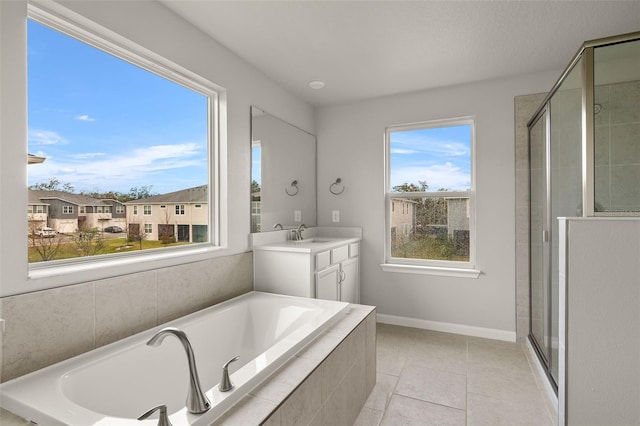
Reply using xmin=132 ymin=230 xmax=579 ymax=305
xmin=0 ymin=252 xmax=253 ymax=383
xmin=213 ymin=305 xmax=376 ymax=426
xmin=355 ymin=323 xmax=556 ymax=426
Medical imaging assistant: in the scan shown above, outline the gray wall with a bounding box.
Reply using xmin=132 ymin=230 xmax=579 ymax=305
xmin=316 ymin=70 xmax=559 ymax=337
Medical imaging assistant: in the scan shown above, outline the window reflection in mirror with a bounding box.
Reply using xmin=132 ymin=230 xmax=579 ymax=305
xmin=250 ymin=107 xmax=316 ymax=232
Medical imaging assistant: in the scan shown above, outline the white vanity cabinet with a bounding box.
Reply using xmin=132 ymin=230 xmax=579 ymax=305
xmin=253 ymin=238 xmax=360 ymax=303
xmin=315 ymin=243 xmax=359 ymax=303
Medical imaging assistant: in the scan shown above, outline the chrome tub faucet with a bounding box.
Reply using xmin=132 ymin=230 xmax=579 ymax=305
xmin=146 ymin=327 xmax=211 ymax=414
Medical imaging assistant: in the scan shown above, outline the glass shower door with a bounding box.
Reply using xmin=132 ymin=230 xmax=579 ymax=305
xmin=529 ymin=59 xmax=583 ymax=388
xmin=529 ymin=111 xmax=551 ymax=370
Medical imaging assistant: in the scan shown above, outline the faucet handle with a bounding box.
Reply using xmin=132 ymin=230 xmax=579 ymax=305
xmin=138 ymin=404 xmax=172 ymax=426
xmin=219 ymin=356 xmax=240 ymax=392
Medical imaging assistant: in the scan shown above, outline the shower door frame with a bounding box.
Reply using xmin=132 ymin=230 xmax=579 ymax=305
xmin=528 ymin=106 xmax=556 ymax=391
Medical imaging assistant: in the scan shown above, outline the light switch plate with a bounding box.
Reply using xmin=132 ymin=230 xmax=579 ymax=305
xmin=294 ymin=210 xmax=301 ymax=222
xmin=332 ymin=210 xmax=340 ymax=222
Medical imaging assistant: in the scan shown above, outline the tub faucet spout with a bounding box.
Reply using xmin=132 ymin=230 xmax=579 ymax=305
xmin=146 ymin=327 xmax=211 ymax=414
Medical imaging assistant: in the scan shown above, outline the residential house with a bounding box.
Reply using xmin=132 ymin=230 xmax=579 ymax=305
xmin=390 ymin=198 xmax=416 ymax=237
xmin=125 ymin=185 xmax=208 ymax=243
xmin=28 ymin=190 xmax=126 ymax=233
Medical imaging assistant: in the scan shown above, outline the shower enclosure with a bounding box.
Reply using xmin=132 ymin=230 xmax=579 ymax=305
xmin=528 ymin=31 xmax=640 ymax=390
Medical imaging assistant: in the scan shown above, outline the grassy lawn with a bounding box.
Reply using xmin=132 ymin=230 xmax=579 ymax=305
xmin=28 ymin=236 xmax=189 ymax=263
xmin=391 ymin=234 xmax=468 ymax=262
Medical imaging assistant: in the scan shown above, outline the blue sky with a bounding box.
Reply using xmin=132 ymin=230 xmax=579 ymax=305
xmin=390 ymin=124 xmax=471 ymax=191
xmin=27 ymin=19 xmax=209 ymax=195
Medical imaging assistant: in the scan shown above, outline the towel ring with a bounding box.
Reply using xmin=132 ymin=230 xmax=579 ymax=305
xmin=286 ymin=180 xmax=299 ymax=196
xmin=329 ymin=178 xmax=345 ymax=195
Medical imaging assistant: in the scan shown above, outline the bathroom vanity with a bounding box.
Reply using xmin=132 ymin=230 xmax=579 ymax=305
xmin=252 ymin=228 xmax=361 ymax=303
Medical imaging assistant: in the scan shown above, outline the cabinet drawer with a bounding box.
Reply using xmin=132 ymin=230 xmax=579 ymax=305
xmin=316 ymin=250 xmax=331 ymax=270
xmin=331 ymin=245 xmax=349 ymax=264
xmin=349 ymin=243 xmax=359 ymax=258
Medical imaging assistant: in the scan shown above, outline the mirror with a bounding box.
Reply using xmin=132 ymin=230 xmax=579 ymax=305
xmin=251 ymin=107 xmax=316 ymax=232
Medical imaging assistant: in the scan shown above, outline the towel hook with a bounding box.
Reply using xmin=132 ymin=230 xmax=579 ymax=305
xmin=286 ymin=180 xmax=299 ymax=196
xmin=329 ymin=178 xmax=345 ymax=195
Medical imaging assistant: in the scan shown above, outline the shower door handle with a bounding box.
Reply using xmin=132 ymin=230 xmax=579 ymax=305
xmin=542 ymin=230 xmax=549 ymax=243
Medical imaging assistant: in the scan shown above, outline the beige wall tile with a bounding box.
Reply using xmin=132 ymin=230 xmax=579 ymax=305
xmin=280 ymin=368 xmax=322 ymax=426
xmin=320 ymin=331 xmax=351 ymax=401
xmin=95 ymin=271 xmax=157 ymax=347
xmin=156 ymin=261 xmax=213 ymax=324
xmin=1 ymin=283 xmax=95 ymax=381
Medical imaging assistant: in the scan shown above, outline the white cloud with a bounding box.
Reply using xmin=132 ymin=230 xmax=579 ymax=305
xmin=75 ymin=114 xmax=96 ymax=122
xmin=390 ymin=148 xmax=419 ymax=155
xmin=390 ymin=162 xmax=470 ymax=191
xmin=28 ymin=142 xmax=206 ymax=192
xmin=28 ymin=130 xmax=68 ymax=146
xmin=73 ymin=152 xmax=106 ymax=159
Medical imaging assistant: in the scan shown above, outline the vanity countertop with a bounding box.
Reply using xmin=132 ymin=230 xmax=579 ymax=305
xmin=252 ymin=236 xmax=361 ymax=253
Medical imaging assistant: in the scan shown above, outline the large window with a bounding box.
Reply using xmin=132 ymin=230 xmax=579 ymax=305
xmin=26 ymin=9 xmax=219 ymax=266
xmin=384 ymin=118 xmax=475 ymax=272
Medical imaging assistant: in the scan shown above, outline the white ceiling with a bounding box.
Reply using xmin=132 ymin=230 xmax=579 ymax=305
xmin=161 ymin=1 xmax=640 ymax=107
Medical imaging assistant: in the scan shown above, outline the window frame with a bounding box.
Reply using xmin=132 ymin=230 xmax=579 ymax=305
xmin=382 ymin=117 xmax=480 ymax=278
xmin=25 ymin=3 xmax=225 ymax=284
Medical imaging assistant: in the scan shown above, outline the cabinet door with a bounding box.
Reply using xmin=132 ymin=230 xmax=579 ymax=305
xmin=340 ymin=257 xmax=359 ymax=303
xmin=316 ymin=264 xmax=340 ymax=301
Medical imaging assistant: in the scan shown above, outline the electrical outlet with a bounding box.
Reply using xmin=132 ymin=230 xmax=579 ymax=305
xmin=332 ymin=210 xmax=340 ymax=223
xmin=294 ymin=210 xmax=301 ymax=222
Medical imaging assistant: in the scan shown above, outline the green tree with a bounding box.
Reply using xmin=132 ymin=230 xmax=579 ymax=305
xmin=72 ymin=225 xmax=106 ymax=257
xmin=29 ymin=177 xmax=74 ymax=192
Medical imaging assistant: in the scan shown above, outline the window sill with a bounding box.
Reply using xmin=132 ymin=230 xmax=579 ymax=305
xmin=380 ymin=263 xmax=481 ymax=278
xmin=27 ymin=244 xmax=226 ymax=290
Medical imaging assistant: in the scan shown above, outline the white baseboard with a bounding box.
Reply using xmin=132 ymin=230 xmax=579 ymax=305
xmin=376 ymin=313 xmax=517 ymax=342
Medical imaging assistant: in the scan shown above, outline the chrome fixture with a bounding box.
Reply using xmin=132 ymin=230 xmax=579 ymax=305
xmin=292 ymin=223 xmax=307 ymax=241
xmin=146 ymin=327 xmax=211 ymax=414
xmin=219 ymin=356 xmax=240 ymax=392
xmin=273 ymin=223 xmax=283 ymax=230
xmin=138 ymin=404 xmax=172 ymax=426
xmin=329 ymin=177 xmax=345 ymax=195
xmin=285 ymin=180 xmax=299 ymax=196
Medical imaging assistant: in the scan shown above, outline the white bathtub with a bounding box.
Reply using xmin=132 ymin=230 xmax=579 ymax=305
xmin=1 ymin=291 xmax=349 ymax=425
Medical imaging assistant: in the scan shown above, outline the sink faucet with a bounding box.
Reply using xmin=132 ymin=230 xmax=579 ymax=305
xmin=146 ymin=327 xmax=211 ymax=414
xmin=294 ymin=224 xmax=307 ymax=241
xmin=273 ymin=223 xmax=283 ymax=230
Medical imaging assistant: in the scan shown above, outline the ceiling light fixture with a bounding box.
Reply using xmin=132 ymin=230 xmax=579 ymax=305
xmin=308 ymin=80 xmax=325 ymax=90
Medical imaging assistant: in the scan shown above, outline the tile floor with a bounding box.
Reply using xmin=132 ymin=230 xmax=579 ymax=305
xmin=354 ymin=323 xmax=556 ymax=426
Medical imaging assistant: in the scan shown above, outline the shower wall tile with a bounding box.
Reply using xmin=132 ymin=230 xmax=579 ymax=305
xmin=594 ymin=165 xmax=611 ymax=211
xmin=594 ymin=125 xmax=610 ymax=166
xmin=610 ymin=81 xmax=640 ymax=124
xmin=1 ymin=283 xmax=95 ymax=381
xmin=611 ymin=165 xmax=640 ymax=209
xmin=594 ymin=85 xmax=610 ymax=126
xmin=95 ymin=270 xmax=157 ymax=347
xmin=610 ymin=123 xmax=640 ymax=165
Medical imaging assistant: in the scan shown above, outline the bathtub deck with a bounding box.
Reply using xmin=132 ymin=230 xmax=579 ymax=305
xmin=213 ymin=303 xmax=376 ymax=426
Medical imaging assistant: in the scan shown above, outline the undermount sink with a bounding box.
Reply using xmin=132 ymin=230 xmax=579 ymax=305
xmin=289 ymin=238 xmax=337 ymax=244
